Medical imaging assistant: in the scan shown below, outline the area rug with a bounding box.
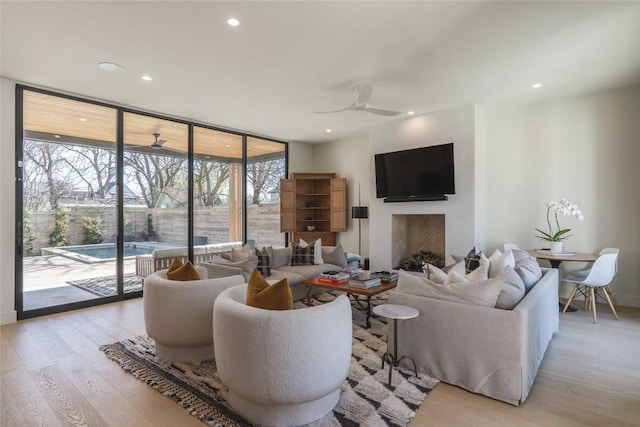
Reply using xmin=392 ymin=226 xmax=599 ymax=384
xmin=67 ymin=273 xmax=142 ymax=297
xmin=100 ymin=292 xmax=438 ymax=426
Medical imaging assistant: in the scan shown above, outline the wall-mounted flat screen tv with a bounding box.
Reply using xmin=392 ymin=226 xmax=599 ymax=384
xmin=375 ymin=143 xmax=455 ymax=202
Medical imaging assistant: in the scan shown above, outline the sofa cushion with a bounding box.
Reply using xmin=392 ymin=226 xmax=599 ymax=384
xmin=425 ymin=261 xmax=464 ymax=283
xmin=167 ymin=260 xmax=201 ymax=281
xmin=321 ymin=245 xmax=348 ymax=269
xmin=271 ymin=246 xmax=291 ymax=269
xmin=246 ymin=269 xmax=293 ymax=310
xmin=488 ymin=249 xmax=516 ymax=278
xmin=515 ymin=257 xmax=543 ymax=291
xmin=255 ymin=247 xmax=272 ymax=277
xmin=397 ymin=269 xmax=504 ymax=307
xmin=299 ymin=238 xmax=324 ymax=264
xmin=277 ymin=263 xmax=343 ymax=281
xmin=211 ymin=255 xmax=259 ymax=277
xmin=495 ymin=265 xmax=526 ymax=309
xmin=266 ymin=269 xmax=306 ymax=286
xmin=290 ymin=241 xmax=315 ymax=266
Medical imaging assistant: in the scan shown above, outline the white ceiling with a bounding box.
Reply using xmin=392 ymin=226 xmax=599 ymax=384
xmin=2 ymin=1 xmax=639 ymax=144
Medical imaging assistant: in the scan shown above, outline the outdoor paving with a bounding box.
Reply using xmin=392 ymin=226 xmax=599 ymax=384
xmin=22 ymin=255 xmax=140 ymax=311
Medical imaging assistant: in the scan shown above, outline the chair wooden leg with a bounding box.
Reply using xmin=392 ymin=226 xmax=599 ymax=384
xmin=563 ymin=285 xmax=579 ymax=314
xmin=601 ymin=286 xmax=619 ymax=320
xmin=590 ymin=287 xmax=597 ymax=323
xmin=605 ymin=285 xmax=621 ymax=311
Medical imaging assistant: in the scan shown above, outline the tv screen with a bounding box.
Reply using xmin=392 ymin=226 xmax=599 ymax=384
xmin=375 ymin=143 xmax=455 ymax=201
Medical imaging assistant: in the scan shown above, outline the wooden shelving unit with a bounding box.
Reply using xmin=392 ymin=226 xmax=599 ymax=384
xmin=280 ymin=172 xmax=346 ymax=246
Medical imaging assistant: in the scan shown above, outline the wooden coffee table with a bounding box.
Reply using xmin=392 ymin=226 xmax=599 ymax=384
xmin=301 ymin=277 xmax=397 ymax=328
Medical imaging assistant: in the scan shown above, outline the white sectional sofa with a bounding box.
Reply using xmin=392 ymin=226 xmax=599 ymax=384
xmin=389 ymin=267 xmax=559 ymax=406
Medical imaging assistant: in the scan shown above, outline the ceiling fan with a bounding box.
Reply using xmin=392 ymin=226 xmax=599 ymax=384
xmin=315 ymin=83 xmax=401 ymax=116
xmin=150 ymin=133 xmax=168 ymax=148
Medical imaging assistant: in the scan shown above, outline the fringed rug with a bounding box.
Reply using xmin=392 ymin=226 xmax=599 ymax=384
xmin=68 ymin=273 xmax=142 ymax=297
xmin=100 ymin=292 xmax=438 ymax=426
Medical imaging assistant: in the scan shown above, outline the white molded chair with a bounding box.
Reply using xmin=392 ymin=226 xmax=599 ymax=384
xmin=572 ymin=248 xmax=620 ymax=309
xmin=561 ymin=252 xmax=619 ymax=323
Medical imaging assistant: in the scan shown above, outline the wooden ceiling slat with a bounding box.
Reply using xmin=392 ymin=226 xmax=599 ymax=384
xmin=23 ymin=90 xmax=285 ymax=160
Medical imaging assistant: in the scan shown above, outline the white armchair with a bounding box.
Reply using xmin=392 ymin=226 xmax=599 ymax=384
xmin=143 ymin=268 xmax=245 ymax=362
xmin=213 ymin=285 xmax=352 ymax=426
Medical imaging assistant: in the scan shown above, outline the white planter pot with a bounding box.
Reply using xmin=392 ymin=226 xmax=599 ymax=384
xmin=550 ymin=241 xmax=564 ymax=254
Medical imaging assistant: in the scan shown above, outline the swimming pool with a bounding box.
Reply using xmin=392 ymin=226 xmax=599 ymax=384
xmin=41 ymin=242 xmax=180 ymax=263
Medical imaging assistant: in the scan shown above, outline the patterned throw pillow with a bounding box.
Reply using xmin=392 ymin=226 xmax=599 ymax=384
xmin=464 ymin=247 xmax=482 ymax=273
xmin=289 ymin=241 xmax=315 ymax=266
xmin=255 ymin=247 xmax=271 ymax=277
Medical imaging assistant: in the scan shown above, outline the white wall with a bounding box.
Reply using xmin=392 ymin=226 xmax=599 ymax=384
xmin=287 ymin=141 xmax=313 ymax=174
xmin=1 ymin=78 xmax=17 ymax=324
xmin=311 ymin=130 xmax=370 ymax=256
xmin=368 ymin=104 xmax=480 ymax=271
xmin=486 ymin=85 xmax=640 ymax=306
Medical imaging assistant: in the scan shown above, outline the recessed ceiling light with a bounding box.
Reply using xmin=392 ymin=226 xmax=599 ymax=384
xmin=532 ymin=83 xmax=542 ymax=89
xmin=98 ymin=62 xmax=125 ymax=73
xmin=408 ymin=111 xmax=415 ymax=115
xmin=79 ymin=118 xmax=87 ymax=122
xmin=224 ymin=144 xmax=232 ymax=148
xmin=227 ymin=18 xmax=240 ymax=27
xmin=54 ymin=134 xmax=61 ymax=139
xmin=326 ymin=129 xmax=332 ymax=133
xmin=141 ymin=75 xmax=153 ymax=81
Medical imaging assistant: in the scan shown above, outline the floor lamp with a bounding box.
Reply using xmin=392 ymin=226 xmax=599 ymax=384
xmin=351 ymin=184 xmax=368 ymax=260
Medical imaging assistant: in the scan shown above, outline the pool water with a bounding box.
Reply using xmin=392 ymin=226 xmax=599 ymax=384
xmin=65 ymin=244 xmax=154 ymax=259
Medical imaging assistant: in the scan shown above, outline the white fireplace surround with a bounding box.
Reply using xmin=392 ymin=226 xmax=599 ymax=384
xmin=367 ymin=104 xmax=486 ymax=271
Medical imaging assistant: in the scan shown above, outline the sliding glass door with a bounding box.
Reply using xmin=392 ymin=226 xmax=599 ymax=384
xmin=16 ymin=85 xmax=287 ymax=319
xmin=20 ymin=90 xmax=119 ymax=312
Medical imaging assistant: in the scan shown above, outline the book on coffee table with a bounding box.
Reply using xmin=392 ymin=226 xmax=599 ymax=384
xmin=318 ymin=271 xmax=351 ymax=284
xmin=349 ymin=277 xmax=382 ymax=289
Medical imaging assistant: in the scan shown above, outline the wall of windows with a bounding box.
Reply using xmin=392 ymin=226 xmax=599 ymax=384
xmin=16 ymin=85 xmax=287 ymax=319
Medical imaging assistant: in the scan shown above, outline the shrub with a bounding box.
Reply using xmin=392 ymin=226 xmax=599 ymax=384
xmin=82 ymin=216 xmax=104 ymax=244
xmin=141 ymin=213 xmax=157 ymax=241
xmin=49 ymin=208 xmax=70 ymax=247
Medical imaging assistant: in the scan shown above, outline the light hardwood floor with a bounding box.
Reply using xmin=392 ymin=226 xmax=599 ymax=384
xmin=2 ymin=299 xmax=639 ymax=427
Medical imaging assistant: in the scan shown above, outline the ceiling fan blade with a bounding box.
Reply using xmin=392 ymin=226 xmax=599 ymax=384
xmin=314 ymin=103 xmax=357 ymax=114
xmin=151 ymin=139 xmax=167 ymax=148
xmin=354 ymin=83 xmax=373 ymax=105
xmin=362 ymin=104 xmax=401 ymax=116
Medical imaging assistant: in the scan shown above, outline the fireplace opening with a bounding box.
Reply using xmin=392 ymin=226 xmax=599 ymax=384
xmin=392 ymin=214 xmax=445 ymax=271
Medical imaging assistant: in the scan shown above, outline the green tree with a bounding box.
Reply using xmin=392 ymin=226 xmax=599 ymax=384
xmin=23 ymin=209 xmax=36 ymax=256
xmin=49 ymin=208 xmax=70 ymax=247
xmin=82 ymin=216 xmax=104 ymax=244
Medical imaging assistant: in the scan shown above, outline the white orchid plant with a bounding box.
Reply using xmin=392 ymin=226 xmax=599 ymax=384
xmin=535 ymin=198 xmax=584 ymax=242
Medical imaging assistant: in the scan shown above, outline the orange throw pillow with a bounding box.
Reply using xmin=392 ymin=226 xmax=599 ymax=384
xmin=246 ymin=269 xmax=292 ymax=310
xmin=167 ymin=260 xmax=201 ymax=281
xmin=167 ymin=257 xmax=183 ymax=274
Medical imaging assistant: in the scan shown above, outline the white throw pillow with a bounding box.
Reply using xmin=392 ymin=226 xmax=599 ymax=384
xmin=488 ymin=249 xmax=516 ymax=278
xmin=495 ymin=265 xmax=526 ymax=309
xmin=231 ymin=243 xmax=253 ymax=262
xmin=397 ymin=270 xmax=504 ymax=308
xmin=443 ymin=263 xmax=488 ymax=285
xmin=426 ymin=261 xmax=465 ymax=284
xmin=299 ymin=238 xmax=324 ymax=265
xmin=514 ymin=258 xmax=543 ymax=291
